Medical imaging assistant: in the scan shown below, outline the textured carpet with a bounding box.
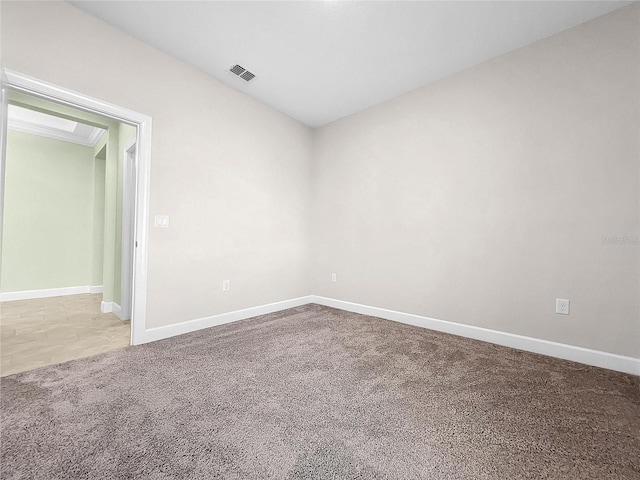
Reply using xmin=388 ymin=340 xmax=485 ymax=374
xmin=1 ymin=304 xmax=638 ymax=479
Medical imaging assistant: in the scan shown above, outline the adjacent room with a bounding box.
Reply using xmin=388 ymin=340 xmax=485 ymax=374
xmin=1 ymin=1 xmax=638 ymax=479
xmin=1 ymin=92 xmax=137 ymax=375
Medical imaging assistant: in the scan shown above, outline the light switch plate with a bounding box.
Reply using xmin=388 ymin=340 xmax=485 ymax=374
xmin=154 ymin=215 xmax=169 ymax=228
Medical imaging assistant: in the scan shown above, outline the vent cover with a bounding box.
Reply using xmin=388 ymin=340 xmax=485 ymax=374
xmin=230 ymin=64 xmax=245 ymax=76
xmin=240 ymin=71 xmax=255 ymax=82
xmin=229 ymin=64 xmax=257 ymax=82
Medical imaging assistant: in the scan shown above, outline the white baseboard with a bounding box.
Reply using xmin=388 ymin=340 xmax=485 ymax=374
xmin=1 ymin=285 xmax=104 ymax=302
xmin=141 ymin=296 xmax=313 ymax=344
xmin=100 ymin=301 xmax=122 ymax=317
xmin=112 ymin=303 xmax=127 ymax=321
xmin=310 ymin=295 xmax=640 ymax=376
xmin=139 ymin=294 xmax=638 ymax=375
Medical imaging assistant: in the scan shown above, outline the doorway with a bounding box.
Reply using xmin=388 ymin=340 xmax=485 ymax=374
xmin=0 ymin=70 xmax=152 ymax=374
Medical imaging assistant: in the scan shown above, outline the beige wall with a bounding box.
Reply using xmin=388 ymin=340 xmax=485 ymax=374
xmin=312 ymin=4 xmax=639 ymax=358
xmin=1 ymin=1 xmax=313 ymax=328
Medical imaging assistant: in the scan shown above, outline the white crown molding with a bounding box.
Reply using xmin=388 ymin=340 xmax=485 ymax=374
xmin=1 ymin=285 xmax=103 ymax=302
xmin=8 ymin=118 xmax=104 ymax=147
xmin=310 ymin=296 xmax=640 ymax=376
xmin=87 ymin=126 xmax=105 ymax=146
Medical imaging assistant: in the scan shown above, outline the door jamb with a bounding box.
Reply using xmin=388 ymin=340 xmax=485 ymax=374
xmin=120 ymin=138 xmax=137 ymax=322
xmin=0 ymin=84 xmax=8 ymax=265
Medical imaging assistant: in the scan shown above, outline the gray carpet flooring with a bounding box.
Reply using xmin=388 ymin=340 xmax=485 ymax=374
xmin=1 ymin=304 xmax=639 ymax=479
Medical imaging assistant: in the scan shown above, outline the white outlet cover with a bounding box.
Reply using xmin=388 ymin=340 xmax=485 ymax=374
xmin=222 ymin=280 xmax=230 ymax=292
xmin=556 ymin=299 xmax=570 ymax=315
xmin=331 ymin=273 xmax=337 ymax=283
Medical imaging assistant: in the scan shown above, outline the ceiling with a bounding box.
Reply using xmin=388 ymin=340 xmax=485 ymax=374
xmin=69 ymin=1 xmax=632 ymax=128
xmin=8 ymin=105 xmax=105 ymax=147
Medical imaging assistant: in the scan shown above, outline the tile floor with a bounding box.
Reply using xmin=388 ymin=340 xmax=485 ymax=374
xmin=0 ymin=293 xmax=130 ymax=376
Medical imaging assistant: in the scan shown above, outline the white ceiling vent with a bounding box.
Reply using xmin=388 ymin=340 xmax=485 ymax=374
xmin=229 ymin=64 xmax=257 ymax=83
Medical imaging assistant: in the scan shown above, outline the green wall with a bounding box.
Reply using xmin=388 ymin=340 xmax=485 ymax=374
xmin=1 ymin=131 xmax=97 ymax=292
xmin=91 ymin=147 xmax=106 ymax=286
xmin=90 ymin=125 xmax=122 ymax=305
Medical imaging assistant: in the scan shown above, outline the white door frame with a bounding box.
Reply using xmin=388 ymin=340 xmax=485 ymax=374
xmin=1 ymin=69 xmax=152 ymax=346
xmin=120 ymin=138 xmax=137 ymax=321
xmin=0 ymin=85 xmax=8 ymax=258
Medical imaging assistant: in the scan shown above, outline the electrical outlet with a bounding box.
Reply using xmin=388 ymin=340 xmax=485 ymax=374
xmin=331 ymin=273 xmax=337 ymax=283
xmin=222 ymin=280 xmax=230 ymax=292
xmin=556 ymin=299 xmax=570 ymax=315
